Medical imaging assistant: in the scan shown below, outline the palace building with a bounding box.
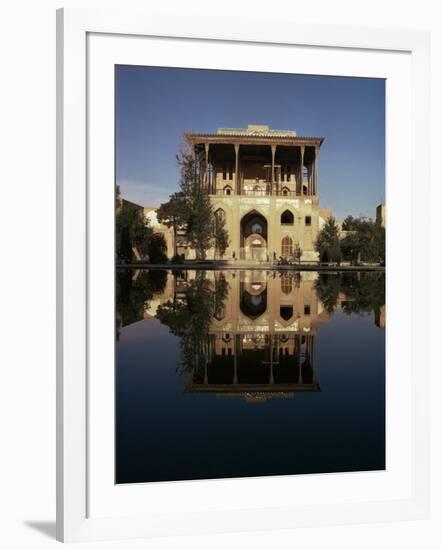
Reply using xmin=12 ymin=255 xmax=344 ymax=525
xmin=183 ymin=124 xmax=332 ymax=262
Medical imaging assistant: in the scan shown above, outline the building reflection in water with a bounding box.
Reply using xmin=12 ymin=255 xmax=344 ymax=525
xmin=184 ymin=271 xmax=324 ymax=402
xmin=116 ymin=269 xmax=385 ymax=402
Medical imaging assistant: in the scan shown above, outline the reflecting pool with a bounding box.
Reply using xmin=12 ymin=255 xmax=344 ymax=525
xmin=116 ymin=269 xmax=385 ymax=484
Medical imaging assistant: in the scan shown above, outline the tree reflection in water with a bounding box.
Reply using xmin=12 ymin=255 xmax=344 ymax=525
xmin=116 ymin=268 xmax=385 ymax=482
xmin=315 ymin=271 xmax=385 ymax=316
xmin=116 ymin=269 xmax=385 ymax=401
xmin=116 ymin=268 xmax=168 ymax=339
xmin=156 ymin=271 xmax=229 ymax=376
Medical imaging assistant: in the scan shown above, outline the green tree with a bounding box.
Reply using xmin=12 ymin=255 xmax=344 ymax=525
xmin=342 ymin=215 xmax=356 ymax=230
xmin=147 ymin=233 xmax=168 ymax=264
xmin=157 ymin=192 xmax=187 ymax=258
xmin=315 ymin=217 xmax=341 ymax=263
xmin=162 ymin=147 xmax=230 ymax=260
xmin=186 ymin=189 xmax=215 ymax=259
xmin=340 ymin=216 xmax=385 ymax=264
xmin=116 ymin=199 xmax=152 ymax=263
xmin=214 ymin=210 xmax=230 ymax=258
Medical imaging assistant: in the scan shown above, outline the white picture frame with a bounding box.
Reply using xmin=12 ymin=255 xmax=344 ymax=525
xmin=56 ymin=7 xmax=430 ymax=543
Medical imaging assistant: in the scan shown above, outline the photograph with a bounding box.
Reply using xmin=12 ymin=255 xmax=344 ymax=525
xmin=115 ymin=66 xmax=386 ymax=484
xmin=0 ymin=0 xmax=435 ymax=546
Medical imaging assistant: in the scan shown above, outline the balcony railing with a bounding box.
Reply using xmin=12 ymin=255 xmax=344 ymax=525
xmin=211 ymin=189 xmax=313 ymax=198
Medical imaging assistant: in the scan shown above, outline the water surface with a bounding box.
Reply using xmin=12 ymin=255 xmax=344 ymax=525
xmin=116 ymin=269 xmax=385 ymax=484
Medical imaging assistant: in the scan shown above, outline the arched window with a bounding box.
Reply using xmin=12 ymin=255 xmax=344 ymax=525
xmin=280 ymin=306 xmax=293 ymax=321
xmin=281 ymin=236 xmax=293 ymax=257
xmin=281 ymin=210 xmax=294 ymax=225
xmin=223 ymin=185 xmax=232 ymax=196
xmin=281 ymin=187 xmax=289 ymax=196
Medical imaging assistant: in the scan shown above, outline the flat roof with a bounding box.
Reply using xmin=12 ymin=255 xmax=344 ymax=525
xmin=185 ymin=124 xmax=324 ymax=146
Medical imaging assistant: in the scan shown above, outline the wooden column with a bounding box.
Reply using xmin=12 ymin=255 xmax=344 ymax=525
xmin=204 ymin=143 xmax=210 ymax=192
xmin=192 ymin=145 xmax=198 ymax=191
xmin=300 ymin=146 xmax=305 ymax=195
xmin=211 ymin=157 xmax=215 ymax=195
xmin=271 ymin=144 xmax=277 ymax=194
xmin=234 ymin=143 xmax=240 ymax=194
xmin=308 ymin=164 xmax=312 ymax=195
xmin=314 ymin=146 xmax=319 ymax=195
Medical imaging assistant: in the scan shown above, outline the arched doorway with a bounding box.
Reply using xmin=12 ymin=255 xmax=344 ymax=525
xmin=240 ymin=211 xmax=268 ymax=261
xmin=281 ymin=236 xmax=293 ymax=258
xmin=240 ymin=281 xmax=267 ymax=319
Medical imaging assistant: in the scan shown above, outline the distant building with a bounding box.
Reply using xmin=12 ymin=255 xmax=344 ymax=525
xmin=376 ymin=203 xmax=386 ymax=227
xmin=116 ymin=197 xmax=144 ymax=216
xmin=116 ymin=198 xmax=175 ymax=260
xmin=143 ymin=207 xmax=174 ymax=258
xmin=375 ymin=304 xmax=386 ymax=329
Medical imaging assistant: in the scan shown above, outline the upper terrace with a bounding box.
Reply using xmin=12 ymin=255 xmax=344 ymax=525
xmin=185 ymin=125 xmax=323 ymax=197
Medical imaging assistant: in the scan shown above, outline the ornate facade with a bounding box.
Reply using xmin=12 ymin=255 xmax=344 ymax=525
xmin=184 ymin=124 xmax=331 ymax=262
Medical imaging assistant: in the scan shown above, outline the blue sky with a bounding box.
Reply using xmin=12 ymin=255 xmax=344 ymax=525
xmin=116 ymin=66 xmax=384 ymax=220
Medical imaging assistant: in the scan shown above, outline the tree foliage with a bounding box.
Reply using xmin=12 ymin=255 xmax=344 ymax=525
xmin=214 ymin=209 xmax=230 ymax=258
xmin=340 ymin=216 xmax=385 ymax=264
xmin=341 ymin=215 xmax=356 ymax=230
xmin=116 ymin=269 xmax=167 ymax=336
xmin=157 ymin=148 xmax=229 ymax=260
xmin=315 ymin=217 xmax=341 ymax=263
xmin=315 ymin=272 xmax=385 ymax=316
xmin=147 ymin=233 xmax=168 ymax=264
xmin=115 ymin=199 xmax=152 ymax=262
xmin=156 ymin=272 xmax=229 ymax=373
xmin=315 ymin=215 xmax=385 ymax=266
xmin=186 ymin=189 xmax=215 ymax=259
xmin=314 ymin=273 xmax=342 ymax=313
xmin=156 ymin=192 xmax=187 ymax=257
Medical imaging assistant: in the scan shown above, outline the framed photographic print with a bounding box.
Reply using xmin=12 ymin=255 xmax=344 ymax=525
xmin=56 ymin=7 xmax=430 ymax=542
